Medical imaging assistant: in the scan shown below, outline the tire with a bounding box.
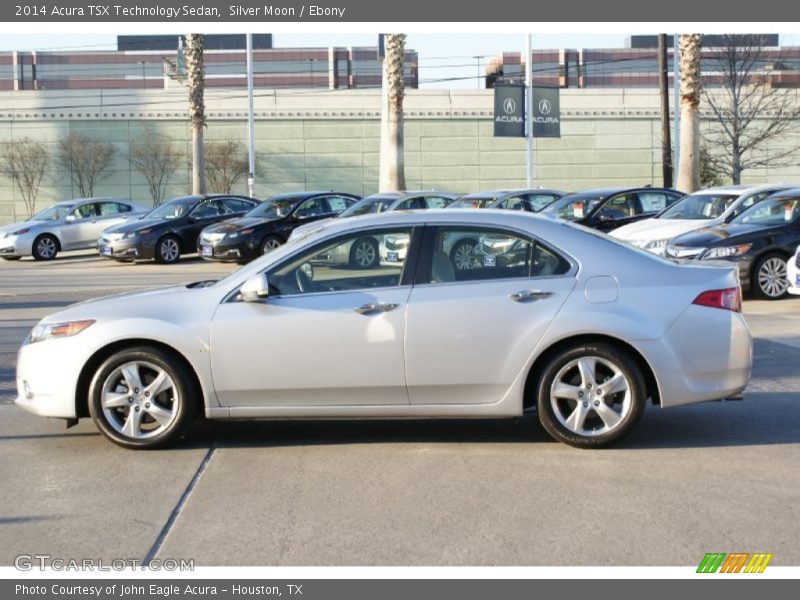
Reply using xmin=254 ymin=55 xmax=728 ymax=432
xmin=536 ymin=342 xmax=646 ymax=449
xmin=260 ymin=235 xmax=282 ymax=255
xmin=88 ymin=346 xmax=198 ymax=449
xmin=449 ymin=238 xmax=478 ymax=271
xmin=349 ymin=237 xmax=379 ymax=269
xmin=2 ymin=256 xmax=22 ymax=261
xmin=32 ymin=234 xmax=59 ymax=261
xmin=751 ymin=252 xmax=789 ymax=300
xmin=155 ymin=235 xmax=181 ymax=264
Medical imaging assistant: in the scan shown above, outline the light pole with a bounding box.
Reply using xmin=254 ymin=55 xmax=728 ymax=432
xmin=308 ymin=58 xmax=315 ymax=88
xmin=473 ymin=55 xmax=484 ymax=89
xmin=139 ymin=61 xmax=146 ymax=89
xmin=246 ymin=33 xmax=255 ymax=198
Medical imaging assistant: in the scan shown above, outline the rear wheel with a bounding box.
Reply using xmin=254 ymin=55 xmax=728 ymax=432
xmin=155 ymin=235 xmax=181 ymax=264
xmin=751 ymin=252 xmax=788 ymax=300
xmin=32 ymin=234 xmax=58 ymax=261
xmin=88 ymin=346 xmax=197 ymax=449
xmin=536 ymin=343 xmax=646 ymax=448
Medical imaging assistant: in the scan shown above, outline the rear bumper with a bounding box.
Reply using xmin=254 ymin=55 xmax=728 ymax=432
xmin=638 ymin=305 xmax=752 ymax=408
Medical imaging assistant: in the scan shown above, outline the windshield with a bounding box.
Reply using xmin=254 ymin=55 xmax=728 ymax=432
xmin=246 ymin=198 xmax=300 ymax=219
xmin=544 ymin=194 xmax=606 ymax=221
xmin=32 ymin=204 xmax=74 ymax=221
xmin=658 ymin=193 xmax=739 ymax=220
xmin=146 ymin=199 xmax=196 ymax=220
xmin=340 ymin=198 xmax=396 ymax=217
xmin=448 ymin=197 xmax=495 ymax=209
xmin=733 ymin=197 xmax=800 ymax=226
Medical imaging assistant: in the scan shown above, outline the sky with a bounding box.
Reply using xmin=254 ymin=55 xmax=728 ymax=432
xmin=1 ymin=32 xmax=799 ymax=89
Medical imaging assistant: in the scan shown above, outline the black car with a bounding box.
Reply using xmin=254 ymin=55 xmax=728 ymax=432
xmin=98 ymin=194 xmax=259 ymax=264
xmin=446 ymin=188 xmax=565 ymax=212
xmin=540 ymin=187 xmax=685 ymax=232
xmin=666 ymin=189 xmax=800 ymax=300
xmin=198 ymin=191 xmax=361 ymax=263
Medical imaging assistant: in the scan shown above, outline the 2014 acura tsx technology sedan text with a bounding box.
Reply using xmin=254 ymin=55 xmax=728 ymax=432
xmin=16 ymin=210 xmax=752 ymax=450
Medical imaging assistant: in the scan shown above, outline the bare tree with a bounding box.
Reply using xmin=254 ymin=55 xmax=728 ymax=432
xmin=205 ymin=141 xmax=248 ymax=194
xmin=56 ymin=133 xmax=115 ymax=197
xmin=378 ymin=33 xmax=407 ymax=192
xmin=129 ymin=128 xmax=185 ymax=205
xmin=704 ymin=34 xmax=800 ymax=184
xmin=0 ymin=138 xmax=48 ymax=219
xmin=677 ymin=34 xmax=703 ymax=193
xmin=185 ymin=34 xmax=207 ymax=194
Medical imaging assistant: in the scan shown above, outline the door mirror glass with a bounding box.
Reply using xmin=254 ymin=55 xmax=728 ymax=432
xmin=64 ymin=215 xmax=76 ymax=223
xmin=240 ymin=273 xmax=270 ymax=302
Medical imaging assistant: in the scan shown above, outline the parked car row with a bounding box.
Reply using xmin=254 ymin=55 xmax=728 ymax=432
xmin=610 ymin=184 xmax=800 ymax=299
xmin=3 ymin=183 xmax=800 ymax=300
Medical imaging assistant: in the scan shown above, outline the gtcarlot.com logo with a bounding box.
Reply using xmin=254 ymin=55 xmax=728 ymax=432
xmin=697 ymin=552 xmax=773 ymax=573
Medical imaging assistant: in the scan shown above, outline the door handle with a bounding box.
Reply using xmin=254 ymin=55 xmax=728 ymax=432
xmin=354 ymin=302 xmax=400 ymax=315
xmin=510 ymin=290 xmax=553 ymax=303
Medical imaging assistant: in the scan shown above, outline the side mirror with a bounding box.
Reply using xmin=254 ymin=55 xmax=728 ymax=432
xmin=240 ymin=273 xmax=270 ymax=302
xmin=65 ymin=215 xmax=76 ymax=223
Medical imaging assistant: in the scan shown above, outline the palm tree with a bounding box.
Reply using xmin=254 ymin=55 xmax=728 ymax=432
xmin=677 ymin=34 xmax=703 ymax=193
xmin=378 ymin=34 xmax=407 ymax=192
xmin=185 ymin=34 xmax=206 ymax=194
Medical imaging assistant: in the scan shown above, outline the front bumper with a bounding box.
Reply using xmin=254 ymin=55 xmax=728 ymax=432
xmin=97 ymin=236 xmax=156 ymax=260
xmin=788 ymin=255 xmax=800 ymax=295
xmin=0 ymin=234 xmax=33 ymax=258
xmin=198 ymin=237 xmax=257 ymax=262
xmin=15 ymin=337 xmax=89 ymax=419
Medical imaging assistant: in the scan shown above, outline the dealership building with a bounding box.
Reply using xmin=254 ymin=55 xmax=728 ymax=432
xmin=0 ymin=35 xmax=799 ymax=223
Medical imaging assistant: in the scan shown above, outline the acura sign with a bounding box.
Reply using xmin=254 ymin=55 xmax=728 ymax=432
xmin=493 ymin=84 xmax=525 ymax=137
xmin=532 ymin=87 xmax=560 ymax=138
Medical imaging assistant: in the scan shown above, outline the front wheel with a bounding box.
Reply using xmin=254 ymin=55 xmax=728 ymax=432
xmin=536 ymin=343 xmax=646 ymax=448
xmin=260 ymin=235 xmax=282 ymax=255
xmin=349 ymin=237 xmax=378 ymax=269
xmin=32 ymin=234 xmax=59 ymax=261
xmin=751 ymin=252 xmax=789 ymax=300
xmin=88 ymin=346 xmax=197 ymax=449
xmin=155 ymin=235 xmax=181 ymax=264
xmin=450 ymin=239 xmax=478 ymax=271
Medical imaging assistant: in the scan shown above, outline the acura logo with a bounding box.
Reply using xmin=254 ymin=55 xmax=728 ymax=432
xmin=538 ymin=99 xmax=552 ymax=115
xmin=503 ymin=98 xmax=516 ymax=114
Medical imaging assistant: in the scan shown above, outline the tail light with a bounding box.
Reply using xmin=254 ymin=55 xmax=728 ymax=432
xmin=692 ymin=288 xmax=741 ymax=312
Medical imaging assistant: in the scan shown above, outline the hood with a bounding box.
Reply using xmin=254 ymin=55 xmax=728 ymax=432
xmin=611 ymin=217 xmax=720 ymax=242
xmin=39 ymin=284 xmax=209 ymax=325
xmin=0 ymin=219 xmax=44 ymax=236
xmin=203 ymin=216 xmax=280 ymax=234
xmin=104 ymin=217 xmax=166 ymax=234
xmin=670 ymin=222 xmax=777 ymax=248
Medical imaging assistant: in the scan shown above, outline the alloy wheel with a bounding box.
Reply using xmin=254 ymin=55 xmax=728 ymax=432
xmin=757 ymin=257 xmax=788 ymax=298
xmin=354 ymin=240 xmax=376 ymax=267
xmin=453 ymin=242 xmax=477 ymax=270
xmin=159 ymin=238 xmax=180 ymax=263
xmin=262 ymin=238 xmax=281 ymax=254
xmin=37 ymin=237 xmax=57 ymax=259
xmin=100 ymin=360 xmax=180 ymax=440
xmin=549 ymin=356 xmax=632 ymax=437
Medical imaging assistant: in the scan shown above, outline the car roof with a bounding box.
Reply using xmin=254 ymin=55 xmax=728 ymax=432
xmin=763 ymin=187 xmax=800 ymax=198
xmin=460 ymin=188 xmax=564 ymax=199
xmin=361 ymin=191 xmax=455 ymax=201
xmin=264 ymin=191 xmax=357 ymax=201
xmin=690 ymin=183 xmax=791 ymax=195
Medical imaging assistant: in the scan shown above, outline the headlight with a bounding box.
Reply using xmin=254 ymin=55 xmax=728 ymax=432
xmin=645 ymin=239 xmax=668 ymax=250
xmin=29 ymin=320 xmax=95 ymax=344
xmin=227 ymin=228 xmax=253 ymax=239
xmin=12 ymin=227 xmax=30 ymax=236
xmin=127 ymin=228 xmax=151 ymax=239
xmin=703 ymin=244 xmax=753 ymax=259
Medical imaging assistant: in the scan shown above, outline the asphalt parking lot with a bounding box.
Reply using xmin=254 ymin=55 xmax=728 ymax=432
xmin=1 ymin=251 xmax=799 ymax=566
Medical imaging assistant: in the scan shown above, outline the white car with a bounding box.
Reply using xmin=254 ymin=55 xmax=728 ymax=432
xmin=0 ymin=198 xmax=149 ymax=261
xmin=16 ymin=210 xmax=752 ymax=450
xmin=788 ymin=245 xmax=800 ymax=295
xmin=612 ymin=184 xmax=793 ymax=254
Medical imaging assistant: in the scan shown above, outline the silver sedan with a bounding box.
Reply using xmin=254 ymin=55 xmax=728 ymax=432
xmin=15 ymin=210 xmax=752 ymax=449
xmin=0 ymin=198 xmax=149 ymax=261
